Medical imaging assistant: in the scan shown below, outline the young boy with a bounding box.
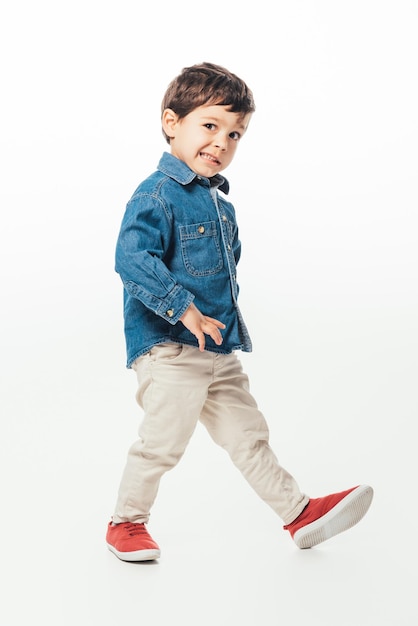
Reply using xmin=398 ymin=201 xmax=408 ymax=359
xmin=106 ymin=62 xmax=373 ymax=561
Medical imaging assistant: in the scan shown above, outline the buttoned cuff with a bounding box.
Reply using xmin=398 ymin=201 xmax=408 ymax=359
xmin=156 ymin=285 xmax=194 ymax=324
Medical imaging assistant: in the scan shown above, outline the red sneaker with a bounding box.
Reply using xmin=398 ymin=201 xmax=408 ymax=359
xmin=106 ymin=522 xmax=161 ymax=561
xmin=284 ymin=484 xmax=373 ymax=549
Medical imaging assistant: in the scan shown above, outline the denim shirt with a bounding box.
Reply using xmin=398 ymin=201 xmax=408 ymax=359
xmin=115 ymin=152 xmax=252 ymax=367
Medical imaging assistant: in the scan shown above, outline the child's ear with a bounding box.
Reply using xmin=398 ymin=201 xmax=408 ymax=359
xmin=162 ymin=108 xmax=179 ymax=140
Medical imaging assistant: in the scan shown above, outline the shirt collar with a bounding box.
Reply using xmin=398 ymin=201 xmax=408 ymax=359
xmin=157 ymin=152 xmax=230 ymax=195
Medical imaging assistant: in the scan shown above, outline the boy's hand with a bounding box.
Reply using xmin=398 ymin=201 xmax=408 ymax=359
xmin=180 ymin=303 xmax=226 ymax=352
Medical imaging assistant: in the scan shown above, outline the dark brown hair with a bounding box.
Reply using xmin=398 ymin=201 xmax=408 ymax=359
xmin=161 ymin=62 xmax=256 ymax=143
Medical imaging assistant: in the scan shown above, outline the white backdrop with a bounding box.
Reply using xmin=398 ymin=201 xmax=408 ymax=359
xmin=1 ymin=2 xmax=417 ymax=625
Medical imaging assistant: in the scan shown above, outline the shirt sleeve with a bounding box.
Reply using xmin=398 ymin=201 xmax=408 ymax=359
xmin=115 ymin=192 xmax=194 ymax=324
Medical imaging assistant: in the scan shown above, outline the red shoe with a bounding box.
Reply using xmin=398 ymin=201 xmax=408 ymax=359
xmin=106 ymin=522 xmax=161 ymax=561
xmin=284 ymin=484 xmax=373 ymax=549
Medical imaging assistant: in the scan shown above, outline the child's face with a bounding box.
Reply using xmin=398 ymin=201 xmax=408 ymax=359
xmin=163 ymin=104 xmax=251 ymax=178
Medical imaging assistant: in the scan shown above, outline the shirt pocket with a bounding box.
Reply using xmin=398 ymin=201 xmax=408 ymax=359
xmin=179 ymin=220 xmax=223 ymax=276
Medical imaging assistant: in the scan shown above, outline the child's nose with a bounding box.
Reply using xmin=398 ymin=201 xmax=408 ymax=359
xmin=214 ymin=134 xmax=227 ymax=150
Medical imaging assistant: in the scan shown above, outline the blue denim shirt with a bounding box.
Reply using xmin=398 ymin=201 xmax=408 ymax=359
xmin=115 ymin=152 xmax=252 ymax=367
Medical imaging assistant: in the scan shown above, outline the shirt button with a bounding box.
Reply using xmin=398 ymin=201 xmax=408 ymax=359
xmin=222 ymin=215 xmax=227 ymax=221
xmin=166 ymin=309 xmax=174 ymax=318
xmin=227 ymin=244 xmax=231 ymax=250
xmin=198 ymin=225 xmax=205 ymax=234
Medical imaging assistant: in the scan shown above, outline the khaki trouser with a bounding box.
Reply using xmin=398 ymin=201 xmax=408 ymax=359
xmin=112 ymin=343 xmax=308 ymax=526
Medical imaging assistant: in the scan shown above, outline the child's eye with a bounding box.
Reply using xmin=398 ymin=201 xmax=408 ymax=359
xmin=229 ymin=131 xmax=241 ymax=141
xmin=204 ymin=123 xmax=216 ymax=130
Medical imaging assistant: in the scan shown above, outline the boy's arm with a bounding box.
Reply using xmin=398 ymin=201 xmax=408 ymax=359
xmin=115 ymin=193 xmax=225 ymax=346
xmin=115 ymin=193 xmax=194 ymax=324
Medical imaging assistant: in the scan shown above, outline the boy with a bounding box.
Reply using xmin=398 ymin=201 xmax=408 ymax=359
xmin=106 ymin=62 xmax=373 ymax=561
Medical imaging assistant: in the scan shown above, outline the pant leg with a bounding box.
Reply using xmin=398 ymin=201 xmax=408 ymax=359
xmin=199 ymin=352 xmax=309 ymax=524
xmin=112 ymin=343 xmax=212 ymax=523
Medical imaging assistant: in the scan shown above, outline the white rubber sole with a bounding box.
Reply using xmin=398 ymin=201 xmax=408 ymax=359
xmin=293 ymin=484 xmax=374 ymax=549
xmin=107 ymin=544 xmax=161 ymax=562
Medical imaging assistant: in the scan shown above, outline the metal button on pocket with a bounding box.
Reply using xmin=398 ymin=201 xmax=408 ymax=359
xmin=166 ymin=309 xmax=174 ymax=318
xmin=197 ymin=225 xmax=205 ymax=234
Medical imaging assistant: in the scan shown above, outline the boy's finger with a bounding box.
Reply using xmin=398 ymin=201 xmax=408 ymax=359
xmin=205 ymin=316 xmax=225 ymax=329
xmin=197 ymin=332 xmax=205 ymax=351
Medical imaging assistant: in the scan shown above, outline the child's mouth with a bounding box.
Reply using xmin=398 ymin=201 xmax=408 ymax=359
xmin=200 ymin=152 xmax=220 ymax=165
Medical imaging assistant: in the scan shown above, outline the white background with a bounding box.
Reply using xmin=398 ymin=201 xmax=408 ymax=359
xmin=1 ymin=1 xmax=417 ymax=624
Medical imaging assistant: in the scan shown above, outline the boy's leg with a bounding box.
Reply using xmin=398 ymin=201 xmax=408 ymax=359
xmin=112 ymin=343 xmax=211 ymax=524
xmin=199 ymin=352 xmax=309 ymax=525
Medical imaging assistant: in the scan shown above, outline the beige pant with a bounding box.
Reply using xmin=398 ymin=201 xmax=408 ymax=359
xmin=112 ymin=343 xmax=308 ymax=526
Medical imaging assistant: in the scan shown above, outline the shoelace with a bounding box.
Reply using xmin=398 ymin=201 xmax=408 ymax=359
xmin=124 ymin=523 xmax=146 ymax=537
